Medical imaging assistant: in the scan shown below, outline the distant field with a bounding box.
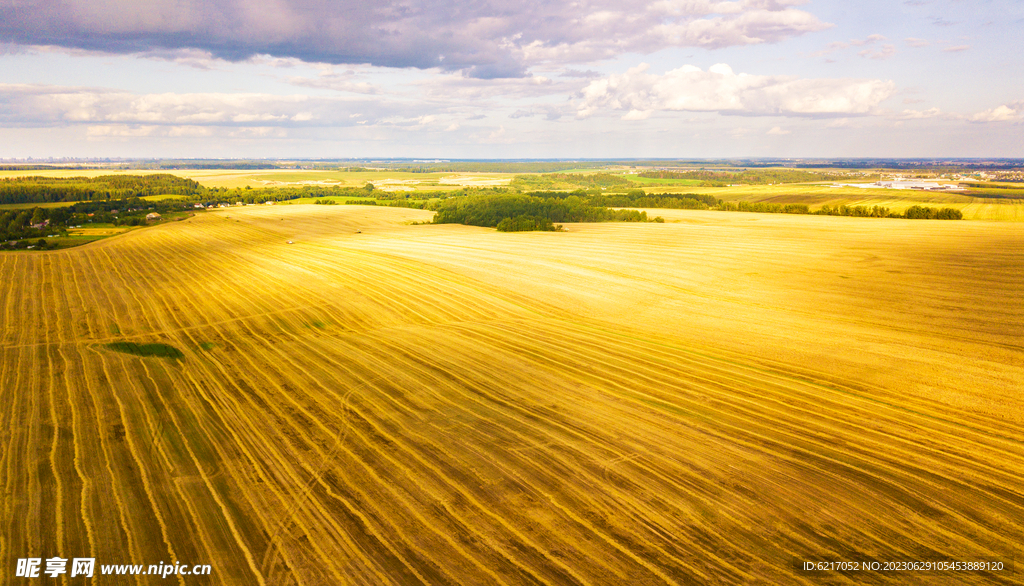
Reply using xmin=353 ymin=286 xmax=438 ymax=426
xmin=0 ymin=169 xmax=175 ymax=180
xmin=66 ymin=226 xmax=132 ymax=236
xmin=0 ymin=201 xmax=79 ymax=210
xmin=188 ymin=170 xmax=513 ymax=190
xmin=653 ymin=183 xmax=1021 ymax=220
xmin=628 ymin=176 xmax=704 ymax=186
xmin=2 ymin=205 xmax=1021 ymax=585
xmin=3 ymin=166 xmax=1023 ymax=220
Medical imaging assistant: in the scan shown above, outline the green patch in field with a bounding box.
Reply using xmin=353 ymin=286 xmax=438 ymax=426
xmin=199 ymin=342 xmax=216 ymax=351
xmin=305 ymin=320 xmax=327 ymax=329
xmin=284 ymin=195 xmax=373 ymax=205
xmin=0 ymin=201 xmax=77 ymax=210
xmin=106 ymin=341 xmax=184 ymax=359
xmin=630 ymin=176 xmax=704 ymax=186
xmin=141 ymin=193 xmax=187 ymax=201
xmin=110 ymin=324 xmax=121 ymax=335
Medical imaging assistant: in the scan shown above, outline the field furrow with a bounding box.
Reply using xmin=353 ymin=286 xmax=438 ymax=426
xmin=1 ymin=205 xmax=1021 ymax=585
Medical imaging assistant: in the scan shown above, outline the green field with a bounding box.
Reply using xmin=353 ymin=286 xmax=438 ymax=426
xmin=2 ymin=167 xmax=1022 ymax=221
xmin=0 ymin=201 xmax=84 ymax=210
xmin=628 ymin=176 xmax=704 ymax=186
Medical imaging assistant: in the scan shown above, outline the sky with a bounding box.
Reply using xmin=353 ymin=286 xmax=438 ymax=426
xmin=0 ymin=0 xmax=1022 ymax=159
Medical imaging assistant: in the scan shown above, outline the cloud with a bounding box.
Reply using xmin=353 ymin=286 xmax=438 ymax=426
xmin=412 ymin=74 xmax=574 ymax=101
xmin=560 ymin=69 xmax=603 ymax=79
xmin=576 ymin=63 xmax=896 ymax=119
xmin=849 ymin=34 xmax=886 ymax=47
xmin=943 ymin=44 xmax=970 ymax=52
xmin=898 ymin=107 xmax=942 ymax=119
xmin=288 ymin=70 xmax=380 ymax=94
xmin=859 ymin=44 xmax=896 ymax=59
xmin=82 ymin=124 xmax=273 ymax=140
xmin=904 ymin=37 xmax=929 ymax=48
xmin=506 ymin=105 xmax=572 ymax=121
xmin=0 ymin=83 xmax=427 ymax=129
xmin=0 ymin=0 xmax=830 ymax=78
xmin=970 ymin=102 xmax=1023 ymax=122
xmin=766 ymin=126 xmax=790 ymax=134
xmin=811 ymin=41 xmax=848 ymax=58
xmin=813 ymin=34 xmax=891 ymax=59
xmin=480 ymin=125 xmax=515 ymax=143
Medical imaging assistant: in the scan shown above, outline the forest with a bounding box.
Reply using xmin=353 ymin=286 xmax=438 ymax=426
xmin=639 ymin=169 xmax=838 ymax=186
xmin=0 ymin=174 xmax=203 ymax=204
xmin=511 ymin=173 xmax=635 ymax=190
xmin=431 ymin=193 xmax=652 ymax=229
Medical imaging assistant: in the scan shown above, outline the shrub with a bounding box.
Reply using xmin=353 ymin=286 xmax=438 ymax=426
xmin=496 ymin=215 xmax=560 ymax=232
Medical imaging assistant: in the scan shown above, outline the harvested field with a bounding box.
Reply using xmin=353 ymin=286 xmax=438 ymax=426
xmin=1 ymin=205 xmax=1022 ymax=585
xmin=66 ymin=227 xmax=132 ymax=236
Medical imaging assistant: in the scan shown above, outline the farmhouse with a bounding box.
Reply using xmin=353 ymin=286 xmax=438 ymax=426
xmin=874 ymin=180 xmax=964 ymax=191
xmin=146 ymin=212 xmax=161 ymax=221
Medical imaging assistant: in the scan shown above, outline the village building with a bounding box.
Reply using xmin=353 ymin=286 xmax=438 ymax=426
xmin=146 ymin=212 xmax=161 ymax=221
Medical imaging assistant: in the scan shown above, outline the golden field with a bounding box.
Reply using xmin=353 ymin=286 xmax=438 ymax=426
xmin=1 ymin=205 xmax=1022 ymax=585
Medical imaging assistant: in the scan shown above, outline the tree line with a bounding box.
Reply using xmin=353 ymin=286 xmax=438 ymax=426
xmin=430 ymin=193 xmax=656 ymax=231
xmin=638 ymin=169 xmax=837 ymax=186
xmin=586 ymin=190 xmax=721 ymax=209
xmin=511 ymin=173 xmax=635 ymax=190
xmin=0 ymin=174 xmax=203 ymax=204
xmin=720 ymin=201 xmax=963 ymax=219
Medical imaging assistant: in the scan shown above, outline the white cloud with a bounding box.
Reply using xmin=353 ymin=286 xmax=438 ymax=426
xmin=289 ymin=76 xmax=379 ymax=94
xmin=766 ymin=126 xmax=790 ymax=134
xmin=899 ymin=107 xmax=942 ymax=119
xmin=811 ymin=41 xmax=848 ymax=58
xmin=288 ymin=67 xmax=380 ymax=94
xmin=623 ymin=109 xmax=652 ymax=121
xmin=859 ymin=44 xmax=896 ymax=60
xmin=85 ymin=124 xmax=217 ymax=139
xmin=0 ymin=83 xmax=432 ymax=129
xmin=814 ymin=34 xmax=894 ymax=60
xmin=943 ymin=45 xmax=970 ymax=52
xmin=904 ymin=37 xmax=929 ymax=48
xmin=478 ymin=124 xmax=515 ymax=143
xmin=576 ymin=63 xmax=896 ymax=119
xmin=850 ymin=34 xmax=886 ymax=47
xmin=970 ymin=102 xmax=1023 ymax=123
xmin=412 ymin=74 xmax=573 ymax=102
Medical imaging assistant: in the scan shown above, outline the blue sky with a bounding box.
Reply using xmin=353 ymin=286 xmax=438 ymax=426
xmin=1 ymin=0 xmax=1021 ymax=158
